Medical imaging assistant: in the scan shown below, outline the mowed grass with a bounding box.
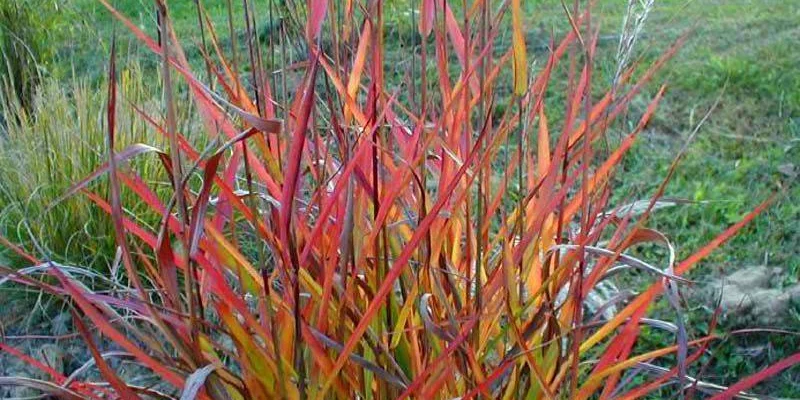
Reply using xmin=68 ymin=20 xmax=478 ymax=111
xmin=507 ymin=0 xmax=800 ymax=276
xmin=53 ymin=0 xmax=278 ymax=81
xmin=12 ymin=0 xmax=800 ymax=395
xmin=581 ymin=1 xmax=800 ymax=394
xmin=569 ymin=1 xmax=800 ymax=394
xmin=607 ymin=0 xmax=799 ymax=274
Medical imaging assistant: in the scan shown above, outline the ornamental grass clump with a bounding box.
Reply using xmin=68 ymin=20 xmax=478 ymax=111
xmin=0 ymin=0 xmax=790 ymax=399
xmin=0 ymin=66 xmax=188 ymax=270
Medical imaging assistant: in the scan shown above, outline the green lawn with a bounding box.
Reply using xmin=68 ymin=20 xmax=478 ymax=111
xmin=607 ymin=0 xmax=799 ymax=274
xmin=584 ymin=1 xmax=800 ymax=394
xmin=582 ymin=1 xmax=800 ymax=394
xmin=501 ymin=0 xmax=800 ymax=277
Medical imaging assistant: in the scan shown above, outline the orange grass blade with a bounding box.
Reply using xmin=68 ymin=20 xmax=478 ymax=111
xmin=511 ymin=0 xmax=528 ymax=96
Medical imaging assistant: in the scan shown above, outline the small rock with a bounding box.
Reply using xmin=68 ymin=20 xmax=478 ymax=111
xmin=723 ymin=265 xmax=775 ymax=289
xmin=750 ymin=289 xmax=792 ymax=326
xmin=708 ymin=265 xmax=800 ymax=327
xmin=719 ymin=286 xmax=755 ymax=312
xmin=778 ymin=163 xmax=797 ymax=178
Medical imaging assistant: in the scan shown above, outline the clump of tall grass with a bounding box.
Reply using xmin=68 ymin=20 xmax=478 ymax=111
xmin=0 ymin=0 xmax=790 ymax=399
xmin=0 ymin=0 xmax=56 ymax=113
xmin=0 ymin=65 xmax=183 ymax=269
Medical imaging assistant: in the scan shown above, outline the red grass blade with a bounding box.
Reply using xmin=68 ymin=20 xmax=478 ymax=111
xmin=709 ymin=351 xmax=800 ymax=399
xmin=420 ymin=0 xmax=434 ymax=37
xmin=72 ymin=310 xmax=141 ymax=399
xmin=307 ymin=0 xmax=328 ymax=41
